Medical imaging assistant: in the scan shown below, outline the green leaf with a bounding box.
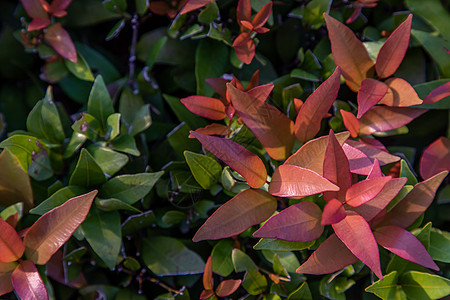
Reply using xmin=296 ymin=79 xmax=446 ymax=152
xmin=30 ymin=186 xmax=88 ymax=215
xmin=64 ymin=132 xmax=87 ymax=158
xmin=95 ymin=198 xmax=142 ymax=212
xmin=400 ymin=271 xmax=450 ymax=300
xmin=198 ymin=1 xmax=219 ymax=24
xmin=87 ymin=144 xmax=128 ymax=176
xmin=405 ymin=0 xmax=450 ymax=41
xmin=272 ymin=253 xmax=290 ymax=278
xmin=121 ymin=211 xmax=156 ymax=236
xmin=123 ymin=257 xmax=141 ymax=271
xmin=232 ymin=249 xmax=258 ymax=272
xmin=254 ymin=239 xmax=315 ymax=251
xmin=366 ymin=271 xmax=403 ymax=300
xmin=111 ymin=134 xmax=141 ymax=156
xmin=76 ymin=43 xmax=121 ymax=83
xmin=106 ymin=113 xmax=121 ymax=140
xmin=88 ymin=75 xmax=115 ymax=128
xmin=262 ymin=250 xmax=299 ymax=273
xmin=386 ymin=185 xmax=414 ymax=212
xmin=105 ymin=19 xmax=126 ymax=41
xmin=100 ymin=172 xmax=164 ymax=204
xmin=119 ymin=89 xmax=151 ymax=136
xmin=160 ymin=210 xmax=186 ymax=226
xmin=141 ymin=236 xmax=205 ymax=276
xmin=146 ymin=36 xmax=168 ymax=69
xmin=429 ymin=228 xmax=450 ymax=263
xmin=290 ymin=69 xmax=319 ymax=82
xmin=103 ymin=0 xmax=127 ymax=13
xmin=69 ymin=149 xmax=107 ymax=187
xmin=414 ymin=79 xmax=450 ymax=109
xmin=0 ymin=203 xmax=23 ymax=222
xmin=400 ymin=160 xmax=418 ymax=185
xmin=72 ymin=113 xmax=103 ymax=141
xmin=184 ymin=151 xmax=221 ymax=189
xmin=212 ymin=239 xmax=234 ymax=277
xmin=136 ymin=0 xmax=149 ymax=15
xmin=242 ymin=269 xmax=268 ymax=295
xmin=81 ymin=207 xmax=121 ymax=270
xmin=302 ymin=0 xmax=331 ymax=29
xmin=288 ymin=282 xmax=313 ymax=300
xmin=167 ymin=122 xmax=201 ymax=159
xmin=320 ymin=275 xmax=355 ymax=300
xmin=65 ymin=52 xmax=95 ymax=81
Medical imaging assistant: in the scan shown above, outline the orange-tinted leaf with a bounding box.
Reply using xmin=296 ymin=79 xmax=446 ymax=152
xmin=193 ymin=189 xmax=277 ymax=242
xmin=20 ymin=0 xmax=47 ymax=19
xmin=215 ymin=279 xmax=242 ymax=297
xmin=357 ymin=78 xmax=388 ymax=118
xmin=189 ymin=123 xmax=231 ymax=137
xmin=190 ymin=131 xmax=267 ymax=188
xmin=11 ymin=260 xmax=48 ymax=300
xmin=296 ymin=234 xmax=358 ymax=275
xmin=28 ymin=17 xmax=51 ymax=31
xmin=240 ymin=20 xmax=254 ymax=31
xmin=24 ymin=190 xmax=97 ymax=265
xmin=149 ymin=1 xmax=171 ymax=15
xmin=252 ymin=2 xmax=272 ymax=29
xmin=345 ymin=177 xmax=391 ymax=207
xmin=227 ymin=83 xmax=295 ymax=160
xmin=379 ymin=78 xmax=423 ymax=107
xmin=246 ymin=70 xmax=260 ymax=90
xmin=0 ymin=218 xmax=24 ymax=263
xmin=345 ymin=139 xmax=399 ymax=166
xmin=420 ymin=137 xmax=450 ymax=180
xmin=237 ymin=0 xmax=251 ymax=24
xmin=375 ymin=14 xmax=412 ymax=78
xmin=324 ymin=14 xmax=374 ymax=91
xmin=200 ymin=289 xmax=215 ymax=299
xmin=340 ymin=110 xmax=360 ymax=138
xmin=247 ymin=84 xmax=274 ymax=102
xmin=333 ymin=211 xmax=382 ymax=279
xmin=203 ymin=256 xmax=214 ymax=290
xmin=284 ymin=132 xmax=350 ymax=176
xmin=367 ymin=159 xmax=384 ymax=179
xmin=180 ymin=0 xmax=214 ymax=14
xmin=0 ymin=262 xmax=17 ymax=296
xmin=253 ymin=201 xmax=324 ymax=242
xmin=323 ymin=130 xmax=352 ymax=202
xmin=44 ymin=23 xmax=77 ymax=63
xmin=233 ymin=32 xmax=255 ymax=65
xmin=423 ymin=81 xmax=450 ymax=104
xmin=294 ymin=67 xmax=341 ymax=143
xmin=380 ymin=171 xmax=448 ymax=228
xmin=269 ymin=165 xmax=339 ymax=197
xmin=322 ymin=199 xmax=346 ymax=225
xmin=205 ymin=77 xmax=228 ymax=99
xmin=181 ymin=96 xmax=227 ymax=120
xmin=374 ymin=225 xmax=439 ymax=270
xmin=293 ymin=98 xmax=303 ymax=113
xmin=359 ymin=106 xmax=427 ymax=135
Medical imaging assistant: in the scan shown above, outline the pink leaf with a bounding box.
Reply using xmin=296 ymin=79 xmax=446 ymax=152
xmin=296 ymin=234 xmax=358 ymax=275
xmin=379 ymin=78 xmax=423 ymax=107
xmin=200 ymin=290 xmax=215 ymax=299
xmin=232 ymin=32 xmax=255 ymax=65
xmin=269 ymin=165 xmax=339 ymax=197
xmin=253 ymin=201 xmax=323 ymax=242
xmin=180 ymin=0 xmax=214 ymax=14
xmin=44 ymin=23 xmax=77 ymax=63
xmin=193 ymin=189 xmax=277 ymax=242
xmin=205 ymin=77 xmax=228 ymax=99
xmin=180 ymin=96 xmax=227 ymax=120
xmin=236 ymin=0 xmax=251 ymax=24
xmin=227 ymin=83 xmax=295 ymax=160
xmin=247 ymin=84 xmax=274 ymax=102
xmin=333 ymin=211 xmax=383 ymax=279
xmin=321 ymin=199 xmax=346 ymax=225
xmin=215 ymin=279 xmax=242 ymax=297
xmin=342 ymin=143 xmax=375 ymax=175
xmin=48 ymin=0 xmax=72 ymax=14
xmin=345 ymin=139 xmax=399 ymax=166
xmin=423 ymin=81 xmax=450 ymax=104
xmin=420 ymin=137 xmax=450 ymax=180
xmin=345 ymin=177 xmax=392 ymax=207
xmin=24 ymin=190 xmax=97 ymax=265
xmin=359 ymin=137 xmax=388 ymax=151
xmin=357 ymin=78 xmax=389 ymax=118
xmin=367 ymin=159 xmax=384 ymax=179
xmin=340 ymin=110 xmax=360 ymax=138
xmin=0 ymin=262 xmax=17 ymax=296
xmin=20 ymin=0 xmax=47 ymax=19
xmin=28 ymin=17 xmax=51 ymax=31
xmin=190 ymin=131 xmax=267 ymax=188
xmin=189 ymin=123 xmax=231 ymax=137
xmin=11 ymin=260 xmax=49 ymax=300
xmin=251 ymin=2 xmax=272 ymax=29
xmin=375 ymin=14 xmax=413 ymax=78
xmin=0 ymin=218 xmax=25 ymax=263
xmin=294 ymin=67 xmax=341 ymax=143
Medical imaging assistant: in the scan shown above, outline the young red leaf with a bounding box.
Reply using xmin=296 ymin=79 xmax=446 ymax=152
xmin=180 ymin=0 xmax=214 ymax=14
xmin=380 ymin=171 xmax=448 ymax=228
xmin=323 ymin=130 xmax=352 ymax=202
xmin=227 ymin=83 xmax=295 ymax=160
xmin=48 ymin=0 xmax=71 ymax=14
xmin=375 ymin=14 xmax=412 ymax=78
xmin=200 ymin=289 xmax=215 ymax=299
xmin=359 ymin=106 xmax=427 ymax=135
xmin=20 ymin=0 xmax=48 ymax=19
xmin=240 ymin=20 xmax=254 ymax=31
xmin=236 ymin=0 xmax=251 ymax=25
xmin=0 ymin=218 xmax=25 ymax=263
xmin=44 ymin=23 xmax=77 ymax=63
xmin=423 ymin=81 xmax=450 ymax=104
xmin=269 ymin=165 xmax=339 ymax=197
xmin=203 ymin=256 xmax=214 ymax=290
xmin=420 ymin=137 xmax=450 ymax=180
xmin=374 ymin=225 xmax=439 ymax=270
xmin=215 ymin=279 xmax=242 ymax=297
xmin=321 ymin=199 xmax=346 ymax=225
xmin=356 ymin=78 xmax=389 ymax=118
xmin=0 ymin=262 xmax=17 ymax=296
xmin=296 ymin=234 xmax=358 ymax=275
xmin=324 ymin=14 xmax=374 ymax=91
xmin=340 ymin=110 xmax=360 ymax=138
xmin=345 ymin=177 xmax=392 ymax=207
xmin=379 ymin=78 xmax=423 ymax=107
xmin=181 ymin=96 xmax=227 ymax=120
xmin=28 ymin=17 xmax=51 ymax=31
xmin=193 ymin=189 xmax=277 ymax=242
xmin=367 ymin=159 xmax=384 ymax=179
xmin=251 ymin=2 xmax=272 ymax=29
xmin=294 ymin=67 xmax=341 ymax=143
xmin=345 ymin=139 xmax=399 ymax=166
xmin=253 ymin=201 xmax=324 ymax=242
xmin=205 ymin=77 xmax=228 ymax=99
xmin=190 ymin=131 xmax=267 ymax=188
xmin=233 ymin=32 xmax=255 ymax=64
xmin=284 ymin=132 xmax=350 ymax=176
xmin=359 ymin=137 xmax=388 ymax=151
xmin=189 ymin=123 xmax=231 ymax=138
xmin=247 ymin=84 xmax=274 ymax=102
xmin=343 ymin=142 xmax=374 ymax=175
xmin=24 ymin=190 xmax=98 ymax=265
xmin=332 ymin=211 xmax=383 ymax=279
xmin=246 ymin=70 xmax=260 ymax=90
xmin=11 ymin=260 xmax=48 ymax=300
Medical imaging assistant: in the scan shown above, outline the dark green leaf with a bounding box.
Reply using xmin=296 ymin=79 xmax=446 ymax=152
xmin=429 ymin=228 xmax=450 ymax=263
xmin=87 ymin=144 xmax=128 ymax=176
xmin=414 ymin=80 xmax=450 ymax=109
xmin=232 ymin=249 xmax=258 ymax=272
xmin=400 ymin=160 xmax=418 ymax=185
xmin=167 ymin=122 xmax=202 ymax=159
xmin=72 ymin=113 xmax=103 ymax=140
xmin=111 ymin=134 xmax=141 ymax=156
xmin=136 ymin=0 xmax=148 ymax=15
xmin=121 ymin=211 xmax=156 ymax=236
xmin=64 ymin=132 xmax=87 ymax=158
xmin=88 ymin=75 xmax=115 ymax=128
xmin=95 ymin=198 xmax=142 ymax=212
xmin=288 ymin=282 xmax=313 ymax=300
xmin=106 ymin=113 xmax=121 ymax=140
xmin=406 ymin=0 xmax=450 ymax=41
xmin=103 ymin=0 xmax=127 ymax=13
xmin=106 ymin=19 xmax=126 ymax=41
xmin=30 ymin=186 xmax=88 ymax=215
xmin=146 ymin=36 xmax=168 ymax=69
xmin=319 ymin=274 xmax=355 ymax=300
xmin=161 ymin=210 xmax=186 ymax=226
xmin=163 ymin=94 xmax=207 ymax=130
xmin=254 ymin=239 xmax=315 ymax=251
xmin=119 ymin=89 xmax=151 ymax=136
xmin=303 ymin=0 xmax=332 ymax=29
xmin=198 ymin=2 xmax=219 ymax=24
xmin=123 ymin=257 xmax=141 ymax=271
xmin=69 ymin=148 xmax=107 ymax=187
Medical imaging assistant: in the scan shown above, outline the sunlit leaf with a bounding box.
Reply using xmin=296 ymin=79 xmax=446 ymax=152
xmin=423 ymin=81 xmax=450 ymax=105
xmin=44 ymin=23 xmax=77 ymax=63
xmin=340 ymin=110 xmax=360 ymax=138
xmin=11 ymin=260 xmax=48 ymax=300
xmin=420 ymin=137 xmax=450 ymax=180
xmin=184 ymin=151 xmax=221 ymax=189
xmin=232 ymin=32 xmax=255 ymax=65
xmin=400 ymin=271 xmax=450 ymax=300
xmin=211 ymin=240 xmax=234 ymax=276
xmin=345 ymin=139 xmax=399 ymax=166
xmin=379 ymin=78 xmax=423 ymax=107
xmin=365 ymin=271 xmax=400 ymax=300
xmin=251 ymin=2 xmax=272 ymax=29
xmin=345 ymin=177 xmax=391 ymax=207
xmin=247 ymin=84 xmax=274 ymax=102
xmin=20 ymin=0 xmax=48 ymax=19
xmin=321 ymin=198 xmax=346 ymax=225
xmin=0 ymin=217 xmax=24 ymax=263
xmin=215 ymin=279 xmax=242 ymax=297
xmin=65 ymin=52 xmax=94 ymax=82
xmin=190 ymin=123 xmax=231 ymax=137
xmin=30 ymin=186 xmax=88 ymax=216
xmin=180 ymin=0 xmax=214 ymax=14
xmin=181 ymin=96 xmax=226 ymax=120
xmin=356 ymin=78 xmax=388 ymax=118
xmin=242 ymin=269 xmax=267 ymax=295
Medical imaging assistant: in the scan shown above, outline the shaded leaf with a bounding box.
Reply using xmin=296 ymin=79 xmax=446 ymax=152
xmin=357 ymin=78 xmax=388 ymax=118
xmin=232 ymin=248 xmax=258 ymax=272
xmin=253 ymin=238 xmax=314 ymax=251
xmin=190 ymin=123 xmax=231 ymax=137
xmin=429 ymin=228 xmax=450 ymax=263
xmin=322 ymin=198 xmax=346 ymax=225
xmin=181 ymin=96 xmax=226 ymax=120
xmin=44 ymin=23 xmax=77 ymax=63
xmin=233 ymin=32 xmax=255 ymax=65
xmin=95 ymin=198 xmax=141 ymax=213
xmin=242 ymin=269 xmax=267 ymax=295
xmin=379 ymin=78 xmax=423 ymax=107
xmin=215 ymin=279 xmax=241 ymax=297
xmin=0 ymin=217 xmax=24 ymax=263
xmin=69 ymin=149 xmax=107 ymax=187
xmin=345 ymin=177 xmax=392 ymax=207
xmin=420 ymin=137 xmax=450 ymax=180
xmin=30 ymin=186 xmax=88 ymax=216
xmin=400 ymin=271 xmax=450 ymax=300
xmin=423 ymin=81 xmax=450 ymax=105
xmin=288 ymin=281 xmax=312 ymax=300
xmin=0 ymin=262 xmax=17 ymax=296
xmin=203 ymin=256 xmax=213 ymax=290
xmin=211 ymin=239 xmax=234 ymax=276
xmin=87 ymin=75 xmax=114 ymax=128
xmin=87 ymin=145 xmax=128 ymax=176
xmin=11 ymin=260 xmax=48 ymax=300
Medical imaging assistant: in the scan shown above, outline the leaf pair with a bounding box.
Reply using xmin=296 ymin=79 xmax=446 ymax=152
xmin=200 ymin=256 xmax=241 ymax=299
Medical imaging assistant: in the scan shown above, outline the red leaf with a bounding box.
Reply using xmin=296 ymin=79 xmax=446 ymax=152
xmin=323 ymin=130 xmax=352 ymax=202
xmin=180 ymin=0 xmax=214 ymax=14
xmin=252 ymin=2 xmax=272 ymax=29
xmin=322 ymin=199 xmax=346 ymax=225
xmin=240 ymin=20 xmax=254 ymax=31
xmin=215 ymin=279 xmax=242 ymax=297
xmin=345 ymin=139 xmax=399 ymax=166
xmin=236 ymin=0 xmax=251 ymax=24
xmin=269 ymin=165 xmax=339 ymax=197
xmin=44 ymin=23 xmax=77 ymax=63
xmin=346 ymin=6 xmax=362 ymax=24
xmin=380 ymin=171 xmax=448 ymax=228
xmin=294 ymin=67 xmax=342 ymax=143
xmin=193 ymin=189 xmax=277 ymax=242
xmin=379 ymin=78 xmax=423 ymax=107
xmin=333 ymin=211 xmax=383 ymax=279
xmin=359 ymin=106 xmax=427 ymax=135
xmin=247 ymin=84 xmax=274 ymax=102
xmin=253 ymin=201 xmax=324 ymax=242
xmin=340 ymin=110 xmax=360 ymax=138
xmin=296 ymin=234 xmax=358 ymax=275
xmin=232 ymin=32 xmax=255 ymax=65
xmin=374 ymin=225 xmax=439 ymax=270
xmin=24 ymin=190 xmax=97 ymax=265
xmin=203 ymin=256 xmax=214 ymax=290
xmin=11 ymin=260 xmax=48 ymax=300
xmin=28 ymin=17 xmax=51 ymax=31
xmin=205 ymin=77 xmax=228 ymax=99
xmin=200 ymin=289 xmax=215 ymax=299
xmin=189 ymin=123 xmax=231 ymax=137
xmin=345 ymin=177 xmax=392 ymax=207
xmin=284 ymin=132 xmax=350 ymax=176
xmin=367 ymin=159 xmax=384 ymax=179
xmin=0 ymin=262 xmax=17 ymax=296
xmin=0 ymin=218 xmax=25 ymax=263
xmin=357 ymin=78 xmax=388 ymax=118
xmin=190 ymin=131 xmax=267 ymax=188
xmin=342 ymin=142 xmax=374 ymax=175
xmin=5 ymin=213 xmax=18 ymax=229
xmin=48 ymin=0 xmax=71 ymax=14
xmin=324 ymin=13 xmax=374 ymax=91
xmin=227 ymin=83 xmax=295 ymax=160
xmin=149 ymin=1 xmax=171 ymax=15
xmin=181 ymin=96 xmax=227 ymax=120
xmin=20 ymin=0 xmax=47 ymax=19
xmin=420 ymin=137 xmax=450 ymax=180
xmin=246 ymin=70 xmax=260 ymax=90
xmin=423 ymin=81 xmax=450 ymax=104
xmin=359 ymin=137 xmax=388 ymax=151
xmin=375 ymin=14 xmax=412 ymax=78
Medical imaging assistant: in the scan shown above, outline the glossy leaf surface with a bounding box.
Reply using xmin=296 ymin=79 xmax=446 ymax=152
xmin=357 ymin=78 xmax=388 ymax=118
xmin=379 ymin=78 xmax=423 ymax=107
xmin=11 ymin=260 xmax=49 ymax=300
xmin=181 ymin=96 xmax=227 ymax=120
xmin=215 ymin=279 xmax=242 ymax=297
